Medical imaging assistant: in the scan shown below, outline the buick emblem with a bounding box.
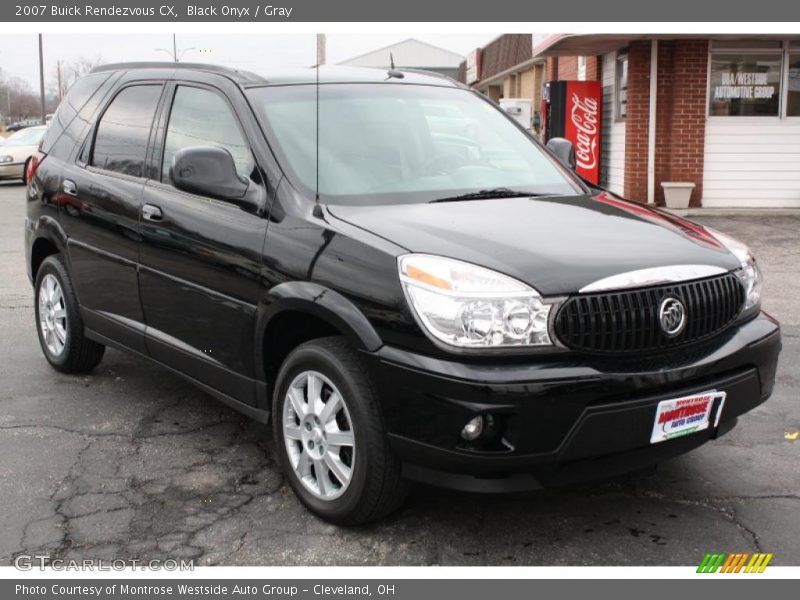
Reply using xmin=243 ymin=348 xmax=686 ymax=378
xmin=659 ymin=297 xmax=687 ymax=337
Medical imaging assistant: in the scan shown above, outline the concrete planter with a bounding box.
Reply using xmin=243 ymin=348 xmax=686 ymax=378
xmin=661 ymin=182 xmax=696 ymax=209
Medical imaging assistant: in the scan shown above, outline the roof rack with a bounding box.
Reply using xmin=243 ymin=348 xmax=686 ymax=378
xmin=397 ymin=68 xmax=466 ymax=86
xmin=88 ymin=63 xmax=460 ymax=88
xmin=91 ymin=62 xmax=266 ymax=84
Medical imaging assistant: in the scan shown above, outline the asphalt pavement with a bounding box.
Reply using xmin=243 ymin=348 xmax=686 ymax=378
xmin=0 ymin=180 xmax=798 ymax=566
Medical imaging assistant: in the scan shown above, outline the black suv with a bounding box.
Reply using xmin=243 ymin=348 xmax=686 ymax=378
xmin=25 ymin=63 xmax=781 ymax=524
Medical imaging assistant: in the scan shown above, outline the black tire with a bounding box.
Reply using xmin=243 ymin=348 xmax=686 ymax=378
xmin=34 ymin=255 xmax=105 ymax=373
xmin=22 ymin=158 xmax=30 ymax=184
xmin=273 ymin=336 xmax=407 ymax=525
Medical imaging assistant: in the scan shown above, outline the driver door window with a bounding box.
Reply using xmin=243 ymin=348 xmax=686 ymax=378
xmin=161 ymin=85 xmax=254 ymax=186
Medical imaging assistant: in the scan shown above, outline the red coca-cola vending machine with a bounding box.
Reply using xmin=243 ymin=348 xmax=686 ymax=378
xmin=542 ymin=80 xmax=601 ymax=184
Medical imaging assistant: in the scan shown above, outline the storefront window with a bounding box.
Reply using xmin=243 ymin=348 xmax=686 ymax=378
xmin=788 ymin=54 xmax=800 ymax=117
xmin=708 ymin=52 xmax=782 ymax=116
xmin=616 ymin=53 xmax=628 ymax=119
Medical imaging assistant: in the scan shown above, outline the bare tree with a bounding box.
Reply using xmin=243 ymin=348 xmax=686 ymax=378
xmin=0 ymin=73 xmax=41 ymax=123
xmin=56 ymin=54 xmax=104 ymax=99
xmin=2 ymin=54 xmax=104 ymax=125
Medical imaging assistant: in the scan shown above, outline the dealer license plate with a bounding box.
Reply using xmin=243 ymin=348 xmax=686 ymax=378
xmin=650 ymin=390 xmax=727 ymax=444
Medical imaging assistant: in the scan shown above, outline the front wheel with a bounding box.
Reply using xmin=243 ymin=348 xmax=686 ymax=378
xmin=34 ymin=255 xmax=105 ymax=373
xmin=273 ymin=337 xmax=406 ymax=525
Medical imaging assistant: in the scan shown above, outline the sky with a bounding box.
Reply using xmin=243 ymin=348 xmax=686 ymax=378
xmin=0 ymin=33 xmax=497 ymax=90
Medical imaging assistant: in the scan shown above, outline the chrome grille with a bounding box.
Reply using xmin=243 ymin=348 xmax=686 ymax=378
xmin=554 ymin=273 xmax=744 ymax=354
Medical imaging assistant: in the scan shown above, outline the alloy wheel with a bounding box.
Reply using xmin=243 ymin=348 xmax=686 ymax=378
xmin=283 ymin=370 xmax=356 ymax=500
xmin=38 ymin=273 xmax=67 ymax=356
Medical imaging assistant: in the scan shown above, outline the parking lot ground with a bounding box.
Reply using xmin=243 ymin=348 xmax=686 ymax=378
xmin=1 ymin=180 xmax=798 ymax=566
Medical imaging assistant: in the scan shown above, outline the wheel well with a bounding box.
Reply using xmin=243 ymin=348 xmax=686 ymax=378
xmin=31 ymin=238 xmax=59 ymax=279
xmin=263 ymin=311 xmax=341 ymax=380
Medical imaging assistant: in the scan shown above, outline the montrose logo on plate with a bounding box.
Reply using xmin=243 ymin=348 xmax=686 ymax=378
xmin=650 ymin=391 xmax=726 ymax=444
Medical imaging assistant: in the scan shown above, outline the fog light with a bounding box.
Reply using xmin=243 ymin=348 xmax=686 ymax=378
xmin=461 ymin=415 xmax=484 ymax=441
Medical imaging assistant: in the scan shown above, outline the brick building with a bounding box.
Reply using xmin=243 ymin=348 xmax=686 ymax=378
xmin=458 ymin=35 xmax=604 ymax=137
xmin=458 ymin=35 xmax=546 ymax=131
xmin=536 ymin=34 xmax=800 ymax=208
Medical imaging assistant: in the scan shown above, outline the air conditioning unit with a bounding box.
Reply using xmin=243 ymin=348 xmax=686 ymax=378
xmin=499 ymin=98 xmax=532 ymax=129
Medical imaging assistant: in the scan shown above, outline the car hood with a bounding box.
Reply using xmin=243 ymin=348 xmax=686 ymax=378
xmin=326 ymin=192 xmax=741 ymax=296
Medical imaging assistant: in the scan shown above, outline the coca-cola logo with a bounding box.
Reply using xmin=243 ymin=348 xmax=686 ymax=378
xmin=570 ymin=93 xmax=599 ymax=171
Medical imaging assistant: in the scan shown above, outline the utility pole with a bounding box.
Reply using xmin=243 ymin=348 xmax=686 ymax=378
xmin=316 ymin=33 xmax=326 ymax=66
xmin=38 ymin=34 xmax=46 ymax=123
xmin=57 ymin=61 xmax=63 ymax=101
xmin=155 ymin=34 xmax=195 ymax=62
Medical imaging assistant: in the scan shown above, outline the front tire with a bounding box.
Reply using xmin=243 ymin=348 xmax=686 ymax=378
xmin=34 ymin=255 xmax=105 ymax=373
xmin=273 ymin=337 xmax=406 ymax=525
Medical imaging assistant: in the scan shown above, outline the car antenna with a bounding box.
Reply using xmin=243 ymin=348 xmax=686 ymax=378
xmin=313 ymin=34 xmax=324 ymax=219
xmin=387 ymin=52 xmax=404 ymax=80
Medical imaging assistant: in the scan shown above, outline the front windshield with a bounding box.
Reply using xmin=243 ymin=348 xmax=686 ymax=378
xmin=248 ymin=83 xmax=581 ymax=205
xmin=6 ymin=127 xmax=45 ymax=147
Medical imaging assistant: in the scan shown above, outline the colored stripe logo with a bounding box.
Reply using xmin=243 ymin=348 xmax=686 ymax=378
xmin=697 ymin=552 xmax=773 ymax=573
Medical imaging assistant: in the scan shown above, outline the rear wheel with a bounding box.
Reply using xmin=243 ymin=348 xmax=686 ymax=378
xmin=273 ymin=336 xmax=406 ymax=525
xmin=34 ymin=255 xmax=105 ymax=373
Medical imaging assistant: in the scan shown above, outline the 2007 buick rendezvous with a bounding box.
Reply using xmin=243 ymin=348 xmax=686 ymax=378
xmin=25 ymin=63 xmax=781 ymax=524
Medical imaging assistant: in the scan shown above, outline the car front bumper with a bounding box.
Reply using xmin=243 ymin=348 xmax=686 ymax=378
xmin=364 ymin=312 xmax=781 ymax=492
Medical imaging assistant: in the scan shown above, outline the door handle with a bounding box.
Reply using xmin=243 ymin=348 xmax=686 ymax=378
xmin=62 ymin=179 xmax=78 ymax=196
xmin=142 ymin=204 xmax=163 ymax=221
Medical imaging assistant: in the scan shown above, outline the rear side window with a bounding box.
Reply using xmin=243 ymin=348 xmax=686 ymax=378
xmin=161 ymin=85 xmax=254 ymax=183
xmin=91 ymin=85 xmax=162 ymax=178
xmin=41 ymin=72 xmax=111 ymax=157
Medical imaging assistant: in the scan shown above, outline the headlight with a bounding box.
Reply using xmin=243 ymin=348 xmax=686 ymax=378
xmin=398 ymin=254 xmax=552 ymax=348
xmin=0 ymin=155 xmax=13 ymax=164
xmin=710 ymin=229 xmax=762 ymax=313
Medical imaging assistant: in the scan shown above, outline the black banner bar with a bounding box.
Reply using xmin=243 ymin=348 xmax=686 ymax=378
xmin=4 ymin=579 xmax=800 ymax=600
xmin=2 ymin=0 xmax=800 ymax=22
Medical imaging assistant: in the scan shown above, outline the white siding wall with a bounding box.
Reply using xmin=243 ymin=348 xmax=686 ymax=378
xmin=703 ymin=118 xmax=800 ymax=207
xmin=600 ymin=52 xmax=625 ymax=195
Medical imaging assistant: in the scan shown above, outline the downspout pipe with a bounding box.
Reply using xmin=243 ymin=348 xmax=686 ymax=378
xmin=647 ymin=40 xmax=658 ymax=205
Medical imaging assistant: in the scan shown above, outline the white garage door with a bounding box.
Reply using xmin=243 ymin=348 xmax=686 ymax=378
xmin=703 ymin=118 xmax=800 ymax=208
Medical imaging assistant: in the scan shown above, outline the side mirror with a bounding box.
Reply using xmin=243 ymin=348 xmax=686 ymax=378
xmin=546 ymin=137 xmax=577 ymax=171
xmin=171 ymin=145 xmax=249 ymax=201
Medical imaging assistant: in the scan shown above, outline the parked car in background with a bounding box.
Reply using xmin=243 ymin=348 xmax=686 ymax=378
xmin=0 ymin=125 xmax=47 ymax=182
xmin=7 ymin=118 xmax=42 ymax=132
xmin=25 ymin=63 xmax=781 ymax=525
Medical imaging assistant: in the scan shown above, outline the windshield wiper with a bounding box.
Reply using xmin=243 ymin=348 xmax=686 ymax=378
xmin=428 ymin=188 xmax=553 ymax=203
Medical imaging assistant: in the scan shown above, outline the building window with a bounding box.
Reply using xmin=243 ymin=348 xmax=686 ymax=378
xmin=577 ymin=56 xmax=587 ymax=81
xmin=708 ymin=52 xmax=783 ymax=116
xmin=615 ymin=53 xmax=628 ymax=120
xmin=788 ymin=52 xmax=800 ymax=117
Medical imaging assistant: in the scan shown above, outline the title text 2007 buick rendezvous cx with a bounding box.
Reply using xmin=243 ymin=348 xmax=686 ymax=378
xmin=25 ymin=63 xmax=781 ymax=524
